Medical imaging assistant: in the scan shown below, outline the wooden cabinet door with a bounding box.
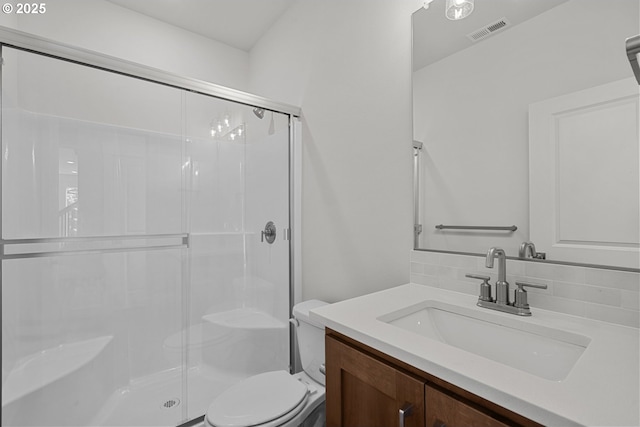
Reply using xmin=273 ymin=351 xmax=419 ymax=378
xmin=426 ymin=384 xmax=510 ymax=427
xmin=326 ymin=335 xmax=425 ymax=427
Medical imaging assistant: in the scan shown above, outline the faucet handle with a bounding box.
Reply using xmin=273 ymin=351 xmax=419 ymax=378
xmin=514 ymin=281 xmax=548 ymax=309
xmin=515 ymin=281 xmax=548 ymax=290
xmin=466 ymin=274 xmax=493 ymax=302
xmin=466 ymin=273 xmax=490 ymax=281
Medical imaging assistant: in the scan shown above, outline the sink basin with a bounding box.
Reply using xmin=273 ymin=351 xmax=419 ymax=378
xmin=378 ymin=300 xmax=590 ymax=381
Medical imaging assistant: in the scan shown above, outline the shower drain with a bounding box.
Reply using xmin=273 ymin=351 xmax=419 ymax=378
xmin=161 ymin=398 xmax=181 ymax=409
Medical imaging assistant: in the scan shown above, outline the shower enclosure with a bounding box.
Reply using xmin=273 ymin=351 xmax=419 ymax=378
xmin=1 ymin=29 xmax=300 ymax=426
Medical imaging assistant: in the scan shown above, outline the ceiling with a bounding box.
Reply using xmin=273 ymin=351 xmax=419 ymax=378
xmin=413 ymin=0 xmax=568 ymax=71
xmin=107 ymin=0 xmax=568 ymax=70
xmin=106 ymin=0 xmax=295 ymax=51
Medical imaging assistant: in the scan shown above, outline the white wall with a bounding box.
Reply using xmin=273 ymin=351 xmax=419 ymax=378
xmin=0 ymin=0 xmax=250 ymax=90
xmin=249 ymin=0 xmax=418 ymax=302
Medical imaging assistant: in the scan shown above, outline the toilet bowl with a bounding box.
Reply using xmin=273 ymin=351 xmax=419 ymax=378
xmin=204 ymin=300 xmax=327 ymax=427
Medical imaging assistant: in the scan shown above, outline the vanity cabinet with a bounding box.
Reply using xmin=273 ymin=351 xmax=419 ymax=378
xmin=325 ymin=330 xmax=541 ymax=427
xmin=325 ymin=330 xmax=424 ymax=427
xmin=425 ymin=385 xmax=510 ymax=427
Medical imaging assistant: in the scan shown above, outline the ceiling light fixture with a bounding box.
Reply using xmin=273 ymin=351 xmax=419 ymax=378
xmin=446 ymin=0 xmax=474 ymax=20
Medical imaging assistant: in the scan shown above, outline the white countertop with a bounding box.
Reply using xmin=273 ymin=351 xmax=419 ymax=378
xmin=310 ymin=283 xmax=640 ymax=427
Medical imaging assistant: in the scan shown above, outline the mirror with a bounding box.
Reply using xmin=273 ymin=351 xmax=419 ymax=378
xmin=412 ymin=0 xmax=640 ymax=270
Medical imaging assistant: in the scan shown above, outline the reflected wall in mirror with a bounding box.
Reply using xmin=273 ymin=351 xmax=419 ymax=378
xmin=413 ymin=0 xmax=639 ymax=270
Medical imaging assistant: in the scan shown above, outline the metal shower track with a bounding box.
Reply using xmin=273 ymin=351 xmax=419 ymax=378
xmin=0 ymin=26 xmax=301 ymax=117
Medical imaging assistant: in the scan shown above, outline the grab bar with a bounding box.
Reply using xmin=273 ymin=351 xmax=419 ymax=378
xmin=435 ymin=225 xmax=517 ymax=231
xmin=413 ymin=141 xmax=423 ymax=249
xmin=626 ymin=35 xmax=640 ymax=85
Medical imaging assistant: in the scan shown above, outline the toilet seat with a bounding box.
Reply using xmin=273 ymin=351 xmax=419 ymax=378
xmin=206 ymin=370 xmax=309 ymax=427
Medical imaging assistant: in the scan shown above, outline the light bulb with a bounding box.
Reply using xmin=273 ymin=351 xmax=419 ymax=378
xmin=445 ymin=0 xmax=474 ymax=20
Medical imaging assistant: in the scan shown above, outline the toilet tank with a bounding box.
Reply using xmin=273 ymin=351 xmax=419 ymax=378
xmin=292 ymin=300 xmax=328 ymax=386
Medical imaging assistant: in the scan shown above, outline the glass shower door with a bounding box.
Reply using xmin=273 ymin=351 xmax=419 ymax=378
xmin=1 ymin=43 xmax=294 ymax=426
xmin=183 ymin=92 xmax=292 ymax=420
xmin=1 ymin=47 xmax=189 ymax=426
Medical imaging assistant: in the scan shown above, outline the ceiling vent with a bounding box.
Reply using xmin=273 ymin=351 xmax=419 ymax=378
xmin=466 ymin=18 xmax=511 ymax=43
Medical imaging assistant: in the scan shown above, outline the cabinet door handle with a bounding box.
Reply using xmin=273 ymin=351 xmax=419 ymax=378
xmin=399 ymin=402 xmax=414 ymax=427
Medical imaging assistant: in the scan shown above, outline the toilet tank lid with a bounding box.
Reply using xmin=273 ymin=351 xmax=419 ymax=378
xmin=293 ymin=300 xmax=328 ymax=327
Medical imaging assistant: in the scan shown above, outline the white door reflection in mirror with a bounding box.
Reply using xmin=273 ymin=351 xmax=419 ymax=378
xmin=529 ymin=78 xmax=639 ymax=269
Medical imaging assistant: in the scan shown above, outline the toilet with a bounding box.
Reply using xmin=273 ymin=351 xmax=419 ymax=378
xmin=204 ymin=300 xmax=328 ymax=427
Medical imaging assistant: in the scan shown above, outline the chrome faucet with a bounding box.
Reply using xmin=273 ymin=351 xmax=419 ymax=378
xmin=465 ymin=246 xmax=548 ymax=316
xmin=486 ymin=247 xmax=509 ymax=305
xmin=518 ymin=241 xmax=546 ymax=260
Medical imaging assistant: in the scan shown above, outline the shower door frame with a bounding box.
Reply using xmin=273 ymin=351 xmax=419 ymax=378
xmin=0 ymin=25 xmax=302 ymax=423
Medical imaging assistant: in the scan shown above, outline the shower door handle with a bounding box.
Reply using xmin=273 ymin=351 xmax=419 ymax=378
xmin=261 ymin=221 xmax=276 ymax=244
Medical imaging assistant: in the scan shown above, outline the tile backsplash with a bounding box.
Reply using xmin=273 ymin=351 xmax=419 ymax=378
xmin=410 ymin=250 xmax=640 ymax=328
